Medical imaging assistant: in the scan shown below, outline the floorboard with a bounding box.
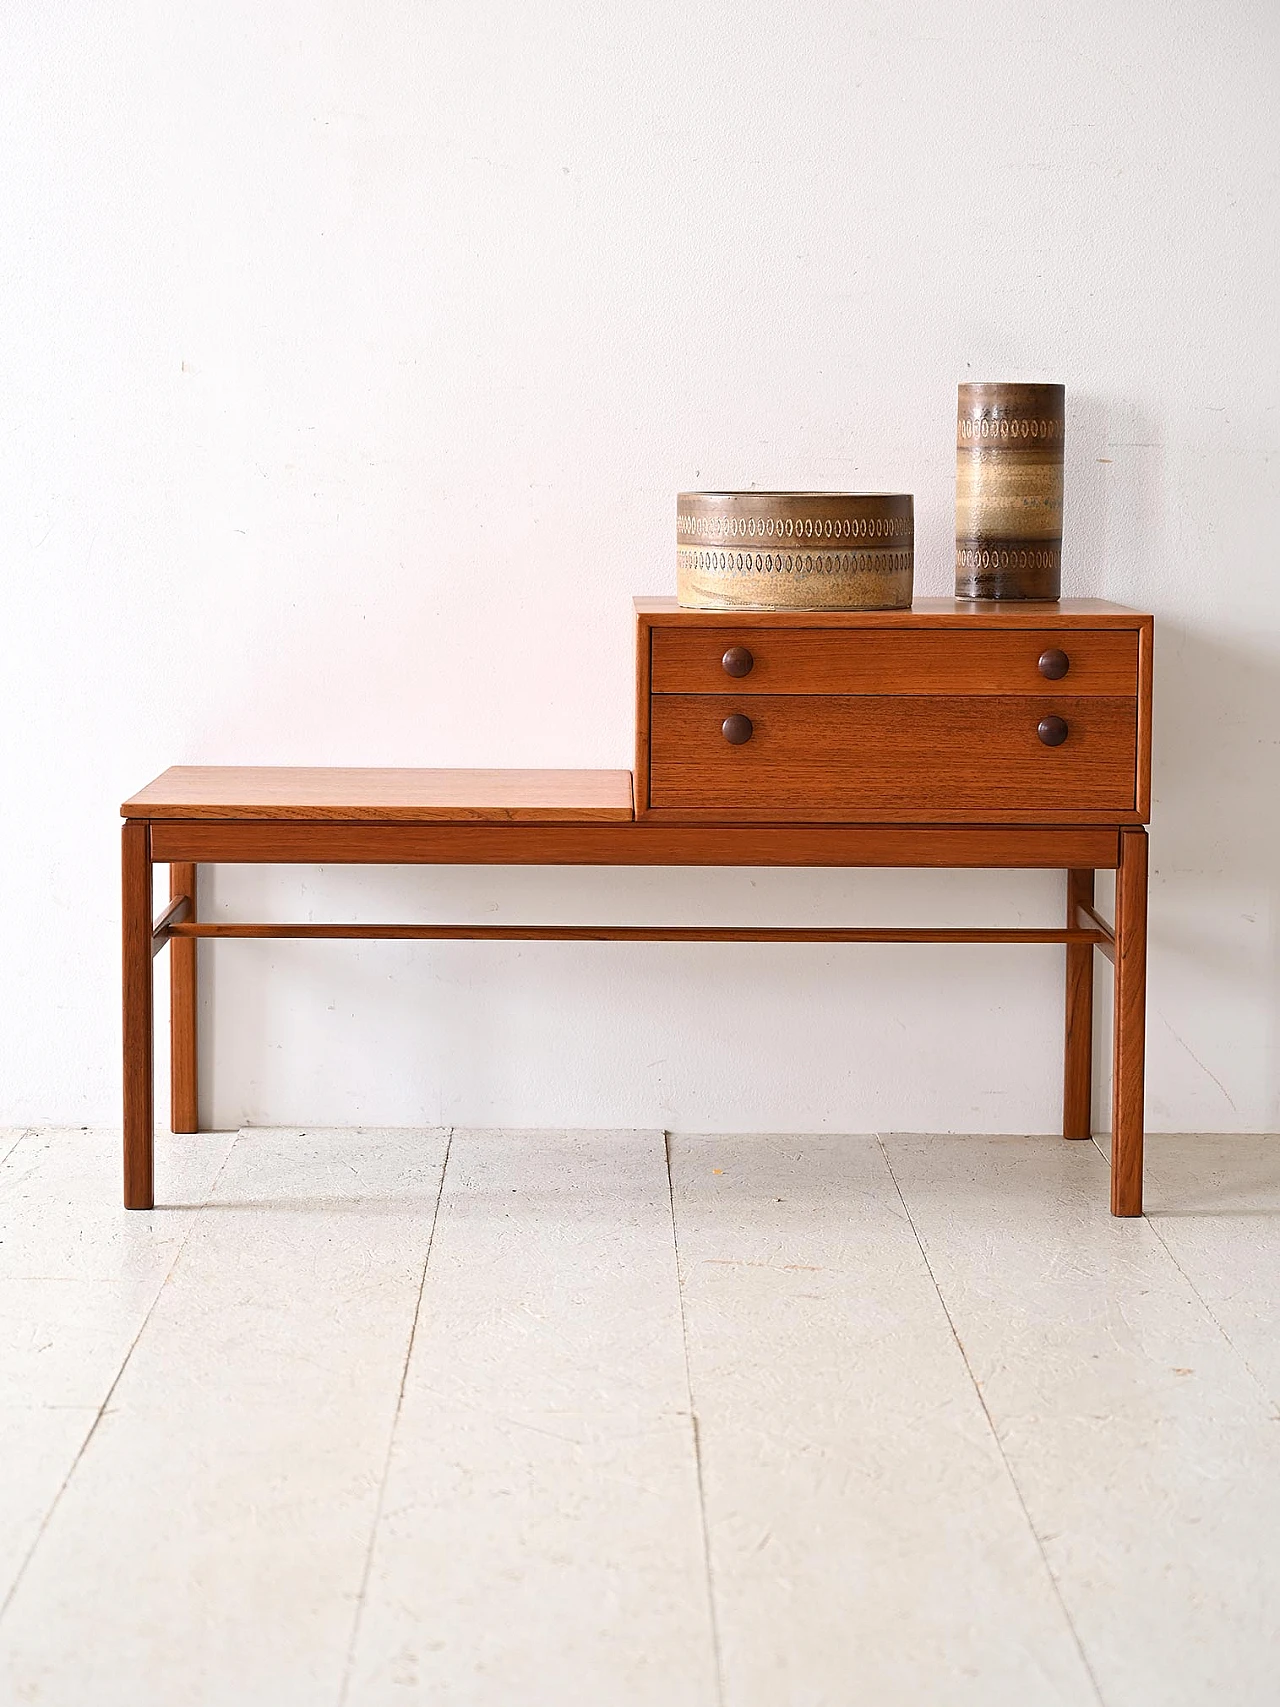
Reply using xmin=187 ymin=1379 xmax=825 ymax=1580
xmin=1136 ymin=1133 xmax=1280 ymax=1409
xmin=669 ymin=1131 xmax=1097 ymax=1706
xmin=0 ymin=1127 xmax=234 ymax=1605
xmin=344 ymin=1127 xmax=717 ymax=1707
xmin=884 ymin=1132 xmax=1280 ymax=1707
xmin=0 ymin=1128 xmax=448 ymax=1707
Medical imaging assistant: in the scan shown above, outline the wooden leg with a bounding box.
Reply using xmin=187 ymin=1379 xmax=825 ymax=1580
xmin=1063 ymin=868 xmax=1095 ymax=1139
xmin=170 ymin=862 xmax=199 ymax=1133
xmin=1111 ymin=828 xmax=1148 ymax=1216
xmin=122 ymin=820 xmax=154 ymax=1209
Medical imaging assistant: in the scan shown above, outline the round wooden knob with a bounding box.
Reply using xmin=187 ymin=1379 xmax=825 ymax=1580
xmin=721 ymin=713 xmax=754 ymax=746
xmin=722 ymin=645 xmax=754 ymax=678
xmin=1038 ymin=648 xmax=1070 ymax=680
xmin=1037 ymin=715 xmax=1069 ymax=747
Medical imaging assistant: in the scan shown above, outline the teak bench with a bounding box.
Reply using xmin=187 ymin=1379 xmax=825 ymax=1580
xmin=122 ymin=596 xmax=1152 ymax=1215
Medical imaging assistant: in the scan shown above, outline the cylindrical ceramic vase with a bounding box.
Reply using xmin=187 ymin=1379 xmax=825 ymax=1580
xmin=677 ymin=491 xmax=913 ymax=610
xmin=955 ymin=382 xmax=1064 ymax=600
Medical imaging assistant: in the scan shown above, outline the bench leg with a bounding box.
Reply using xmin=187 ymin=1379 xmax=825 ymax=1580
xmin=1111 ymin=828 xmax=1148 ymax=1216
xmin=122 ymin=821 xmax=154 ymax=1209
xmin=170 ymin=862 xmax=199 ymax=1133
xmin=1063 ymin=868 xmax=1095 ymax=1139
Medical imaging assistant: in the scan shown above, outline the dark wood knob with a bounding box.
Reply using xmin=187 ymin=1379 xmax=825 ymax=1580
xmin=1038 ymin=648 xmax=1070 ymax=680
xmin=1037 ymin=715 xmax=1069 ymax=747
xmin=722 ymin=645 xmax=754 ymax=678
xmin=721 ymin=713 xmax=753 ymax=746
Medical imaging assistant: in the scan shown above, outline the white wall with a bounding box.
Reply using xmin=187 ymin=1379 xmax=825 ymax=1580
xmin=3 ymin=1 xmax=1278 ymax=1135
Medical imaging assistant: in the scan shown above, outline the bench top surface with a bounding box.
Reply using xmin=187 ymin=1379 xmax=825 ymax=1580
xmin=123 ymin=767 xmax=635 ymax=823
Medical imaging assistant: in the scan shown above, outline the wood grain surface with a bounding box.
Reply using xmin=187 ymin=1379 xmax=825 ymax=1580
xmin=168 ymin=862 xmax=198 ymax=1135
xmin=1111 ymin=827 xmax=1149 ymax=1216
xmin=121 ymin=821 xmax=153 ymax=1210
xmin=649 ymin=694 xmax=1138 ymax=816
xmin=168 ymin=922 xmax=1109 ymax=945
xmin=1136 ymin=615 xmax=1155 ymax=819
xmin=147 ymin=819 xmax=1121 ymax=870
xmin=635 ymin=596 xmax=1148 ymax=626
xmin=149 ymin=892 xmax=190 ymax=952
xmin=651 ymin=627 xmax=1139 ymax=697
xmin=122 ymin=767 xmax=635 ymax=823
xmin=1063 ymin=868 xmax=1096 ymax=1139
xmin=635 ymin=608 xmax=653 ymax=809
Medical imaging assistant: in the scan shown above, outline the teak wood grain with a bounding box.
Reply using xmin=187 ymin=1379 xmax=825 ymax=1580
xmin=635 ymin=606 xmax=652 ymax=815
xmin=651 ymin=627 xmax=1139 ymax=697
xmin=1136 ymin=615 xmax=1154 ymax=820
xmin=635 ymin=595 xmax=1150 ymax=627
xmin=635 ymin=601 xmax=1153 ymax=823
xmin=150 ymin=892 xmax=190 ymax=952
xmin=1075 ymin=899 xmax=1116 ymax=964
xmin=121 ymin=821 xmax=153 ymax=1211
xmin=122 ymin=595 xmax=1152 ymax=1218
xmin=147 ymin=818 xmax=1122 ymax=870
xmin=168 ymin=922 xmax=1109 ymax=945
xmin=1063 ymin=869 xmax=1095 ymax=1139
xmin=121 ymin=767 xmax=634 ymax=822
xmin=169 ymin=862 xmax=198 ymax=1135
xmin=649 ymin=694 xmax=1138 ymax=817
xmin=1112 ymin=828 xmax=1149 ymax=1216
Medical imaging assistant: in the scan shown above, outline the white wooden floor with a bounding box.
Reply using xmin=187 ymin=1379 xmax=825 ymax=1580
xmin=1 ymin=1129 xmax=1278 ymax=1705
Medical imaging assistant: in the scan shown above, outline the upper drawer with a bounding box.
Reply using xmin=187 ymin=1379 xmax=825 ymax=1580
xmin=650 ymin=626 xmax=1139 ymax=697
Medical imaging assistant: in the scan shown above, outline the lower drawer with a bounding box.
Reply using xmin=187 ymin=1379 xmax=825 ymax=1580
xmin=649 ymin=694 xmax=1138 ymax=817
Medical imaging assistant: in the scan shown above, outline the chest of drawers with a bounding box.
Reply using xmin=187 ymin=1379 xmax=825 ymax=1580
xmin=635 ymin=599 xmax=1152 ymax=825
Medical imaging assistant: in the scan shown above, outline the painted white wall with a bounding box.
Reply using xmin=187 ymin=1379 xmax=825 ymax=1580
xmin=3 ymin=1 xmax=1277 ymax=1135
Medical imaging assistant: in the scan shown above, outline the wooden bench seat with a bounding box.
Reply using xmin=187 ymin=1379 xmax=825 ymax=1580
xmin=118 ymin=766 xmax=1132 ymax=1213
xmin=121 ymin=766 xmax=635 ymax=823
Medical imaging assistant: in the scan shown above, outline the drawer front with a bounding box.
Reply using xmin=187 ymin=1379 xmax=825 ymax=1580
xmin=649 ymin=694 xmax=1138 ymax=816
xmin=651 ymin=626 xmax=1138 ymax=697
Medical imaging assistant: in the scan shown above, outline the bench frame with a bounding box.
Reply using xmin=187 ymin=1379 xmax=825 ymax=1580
xmin=122 ymin=814 xmax=1148 ymax=1216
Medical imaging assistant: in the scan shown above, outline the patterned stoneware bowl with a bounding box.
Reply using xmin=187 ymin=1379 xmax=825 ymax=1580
xmin=676 ymin=491 xmax=913 ymax=610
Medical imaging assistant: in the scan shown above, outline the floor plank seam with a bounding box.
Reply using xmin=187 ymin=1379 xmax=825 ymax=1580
xmin=875 ymin=1134 xmax=1109 ymax=1707
xmin=663 ymin=1131 xmax=726 ymax=1707
xmin=338 ymin=1126 xmax=455 ymax=1707
xmin=0 ymin=1129 xmax=240 ymax=1630
xmin=0 ymin=1130 xmax=36 ymax=1172
xmin=1142 ymin=1209 xmax=1280 ymax=1421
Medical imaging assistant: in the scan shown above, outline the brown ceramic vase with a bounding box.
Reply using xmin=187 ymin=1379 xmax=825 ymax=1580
xmin=955 ymin=382 xmax=1064 ymax=600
